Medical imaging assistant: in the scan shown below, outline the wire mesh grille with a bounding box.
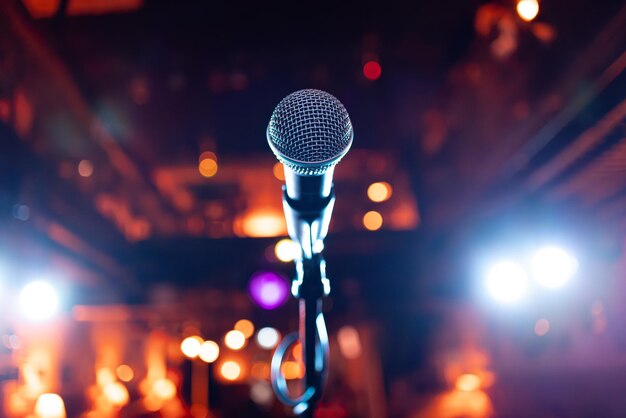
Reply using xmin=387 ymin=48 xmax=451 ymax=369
xmin=267 ymin=89 xmax=353 ymax=175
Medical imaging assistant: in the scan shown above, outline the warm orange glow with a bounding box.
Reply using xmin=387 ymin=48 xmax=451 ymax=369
xmin=199 ymin=340 xmax=220 ymax=363
xmin=181 ymin=336 xmax=203 ymax=359
xmin=22 ymin=0 xmax=61 ymax=19
xmin=67 ymin=0 xmax=143 ymax=16
xmin=363 ymin=211 xmax=383 ymax=231
xmin=240 ymin=211 xmax=286 ymax=237
xmin=103 ymin=382 xmax=130 ymax=407
xmin=78 ymin=159 xmax=94 ymax=177
xmin=275 ymin=238 xmax=299 ymax=262
xmin=116 ymin=364 xmax=134 ymax=382
xmin=337 ymin=326 xmax=362 ymax=359
xmin=251 ymin=362 xmax=270 ymax=380
xmin=152 ymin=377 xmax=176 ymax=400
xmin=199 ymin=158 xmax=218 ymax=178
xmin=517 ymin=0 xmax=539 ymax=21
xmin=220 ymin=361 xmax=242 ymax=381
xmin=281 ymin=361 xmax=304 ymax=380
xmin=534 ymin=318 xmax=550 ymax=336
xmin=234 ymin=319 xmax=255 ymax=339
xmin=273 ymin=162 xmax=285 ymax=180
xmin=224 ymin=330 xmax=246 ymax=350
xmin=97 ymin=367 xmax=115 ymax=386
xmin=34 ymin=393 xmax=66 ymax=418
xmin=292 ymin=342 xmax=302 ymax=361
xmin=199 ymin=151 xmax=217 ymax=162
xmin=455 ymin=373 xmax=482 ymax=392
xmin=367 ymin=182 xmax=392 ymax=202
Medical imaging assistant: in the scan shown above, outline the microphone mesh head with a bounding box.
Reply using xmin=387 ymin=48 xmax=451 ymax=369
xmin=267 ymin=89 xmax=353 ymax=176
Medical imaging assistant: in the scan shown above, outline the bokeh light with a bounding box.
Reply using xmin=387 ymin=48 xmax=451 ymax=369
xmin=273 ymin=162 xmax=285 ymax=181
xmin=337 ymin=326 xmax=362 ymax=359
xmin=224 ymin=330 xmax=246 ymax=350
xmin=240 ymin=211 xmax=286 ymax=238
xmin=180 ymin=336 xmax=203 ymax=359
xmin=77 ymin=159 xmax=94 ymax=177
xmin=281 ymin=361 xmax=304 ymax=380
xmin=250 ymin=381 xmax=274 ymax=406
xmin=19 ymin=280 xmax=59 ymax=320
xmin=517 ymin=0 xmax=539 ymax=21
xmin=103 ymin=381 xmax=129 ymax=407
xmin=199 ymin=157 xmax=218 ymax=178
xmin=34 ymin=393 xmax=66 ymax=418
xmin=220 ymin=361 xmax=242 ymax=381
xmin=152 ymin=378 xmax=176 ymax=400
xmin=274 ymin=238 xmax=299 ymax=262
xmin=116 ymin=364 xmax=134 ymax=382
xmin=485 ymin=260 xmax=528 ymax=303
xmin=367 ymin=182 xmax=392 ymax=202
xmin=455 ymin=373 xmax=481 ymax=392
xmin=199 ymin=340 xmax=220 ymax=363
xmin=248 ymin=271 xmax=289 ymax=310
xmin=531 ymin=246 xmax=578 ymax=288
xmin=535 ymin=318 xmax=550 ymax=336
xmin=256 ymin=327 xmax=280 ymax=349
xmin=363 ymin=61 xmax=382 ymax=80
xmin=363 ymin=211 xmax=383 ymax=231
xmin=234 ymin=319 xmax=255 ymax=339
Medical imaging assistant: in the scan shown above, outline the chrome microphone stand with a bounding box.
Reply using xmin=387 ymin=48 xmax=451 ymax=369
xmin=270 ymin=189 xmax=333 ymax=417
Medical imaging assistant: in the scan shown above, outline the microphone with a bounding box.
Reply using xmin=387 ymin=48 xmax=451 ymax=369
xmin=267 ymin=89 xmax=353 ymax=259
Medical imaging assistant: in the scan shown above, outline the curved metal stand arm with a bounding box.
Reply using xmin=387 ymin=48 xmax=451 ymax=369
xmin=271 ymin=252 xmax=330 ymax=416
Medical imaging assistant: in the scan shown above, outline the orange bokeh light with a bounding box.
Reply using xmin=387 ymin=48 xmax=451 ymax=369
xmin=116 ymin=364 xmax=134 ymax=382
xmin=367 ymin=182 xmax=392 ymax=202
xmin=273 ymin=162 xmax=285 ymax=181
xmin=281 ymin=361 xmax=304 ymax=380
xmin=363 ymin=211 xmax=383 ymax=231
xmin=199 ymin=158 xmax=218 ymax=178
xmin=220 ymin=361 xmax=242 ymax=381
xmin=455 ymin=373 xmax=481 ymax=392
xmin=234 ymin=319 xmax=255 ymax=339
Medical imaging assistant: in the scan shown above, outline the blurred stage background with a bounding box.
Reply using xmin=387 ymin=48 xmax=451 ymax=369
xmin=0 ymin=0 xmax=625 ymax=417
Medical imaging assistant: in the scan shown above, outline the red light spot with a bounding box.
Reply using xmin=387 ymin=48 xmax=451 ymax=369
xmin=363 ymin=61 xmax=382 ymax=81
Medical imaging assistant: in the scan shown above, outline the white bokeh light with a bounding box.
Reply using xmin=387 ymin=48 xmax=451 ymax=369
xmin=485 ymin=260 xmax=528 ymax=303
xmin=256 ymin=327 xmax=280 ymax=349
xmin=19 ymin=281 xmax=59 ymax=320
xmin=531 ymin=246 xmax=578 ymax=288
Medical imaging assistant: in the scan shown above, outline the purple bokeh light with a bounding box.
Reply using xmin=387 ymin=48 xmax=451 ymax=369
xmin=248 ymin=271 xmax=290 ymax=310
